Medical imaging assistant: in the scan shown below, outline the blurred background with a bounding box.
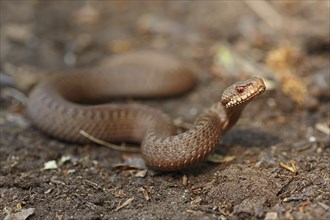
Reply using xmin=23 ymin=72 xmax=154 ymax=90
xmin=1 ymin=1 xmax=329 ymax=106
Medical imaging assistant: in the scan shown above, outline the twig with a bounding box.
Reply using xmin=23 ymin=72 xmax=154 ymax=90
xmin=174 ymin=117 xmax=194 ymax=130
xmin=115 ymin=197 xmax=134 ymax=211
xmin=1 ymin=87 xmax=28 ymax=105
xmin=315 ymin=123 xmax=330 ymax=135
xmin=79 ymin=130 xmax=140 ymax=152
xmin=280 ymin=160 xmax=298 ymax=173
xmin=245 ymin=0 xmax=283 ymax=30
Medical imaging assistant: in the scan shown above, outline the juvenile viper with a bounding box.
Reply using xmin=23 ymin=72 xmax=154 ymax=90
xmin=27 ymin=51 xmax=266 ymax=171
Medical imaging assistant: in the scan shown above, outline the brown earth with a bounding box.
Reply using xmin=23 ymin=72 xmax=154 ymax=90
xmin=0 ymin=1 xmax=329 ymax=220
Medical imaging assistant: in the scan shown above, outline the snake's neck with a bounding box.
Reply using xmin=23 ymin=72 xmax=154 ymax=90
xmin=210 ymin=102 xmax=247 ymax=133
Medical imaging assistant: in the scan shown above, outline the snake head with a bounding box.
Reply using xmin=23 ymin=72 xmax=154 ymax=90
xmin=221 ymin=77 xmax=266 ymax=108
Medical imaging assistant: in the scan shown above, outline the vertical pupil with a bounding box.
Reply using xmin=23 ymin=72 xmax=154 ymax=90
xmin=236 ymin=86 xmax=244 ymax=93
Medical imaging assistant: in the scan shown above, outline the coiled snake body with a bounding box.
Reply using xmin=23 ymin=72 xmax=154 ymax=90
xmin=27 ymin=51 xmax=266 ymax=171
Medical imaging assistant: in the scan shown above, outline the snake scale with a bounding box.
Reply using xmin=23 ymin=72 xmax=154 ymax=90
xmin=27 ymin=51 xmax=266 ymax=171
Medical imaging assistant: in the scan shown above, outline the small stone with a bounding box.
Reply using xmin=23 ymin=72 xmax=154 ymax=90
xmin=4 ymin=24 xmax=34 ymax=44
xmin=72 ymin=5 xmax=101 ymax=27
xmin=264 ymin=212 xmax=278 ymax=220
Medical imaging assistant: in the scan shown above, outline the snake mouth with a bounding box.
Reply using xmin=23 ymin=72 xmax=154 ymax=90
xmin=221 ymin=77 xmax=266 ymax=108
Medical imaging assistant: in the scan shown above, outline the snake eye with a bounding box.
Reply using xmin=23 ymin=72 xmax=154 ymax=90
xmin=236 ymin=86 xmax=245 ymax=94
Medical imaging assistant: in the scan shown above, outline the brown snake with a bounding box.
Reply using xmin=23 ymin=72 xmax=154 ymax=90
xmin=27 ymin=51 xmax=266 ymax=171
